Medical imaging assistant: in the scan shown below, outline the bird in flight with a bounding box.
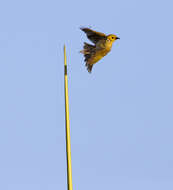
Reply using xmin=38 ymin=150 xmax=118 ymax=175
xmin=80 ymin=27 xmax=120 ymax=73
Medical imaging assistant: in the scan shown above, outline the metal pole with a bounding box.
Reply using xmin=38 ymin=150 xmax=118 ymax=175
xmin=64 ymin=45 xmax=73 ymax=190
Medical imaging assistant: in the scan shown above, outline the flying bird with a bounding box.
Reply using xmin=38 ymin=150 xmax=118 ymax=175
xmin=80 ymin=27 xmax=120 ymax=73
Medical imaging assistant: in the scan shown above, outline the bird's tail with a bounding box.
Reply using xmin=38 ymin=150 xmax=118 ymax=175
xmin=80 ymin=42 xmax=95 ymax=73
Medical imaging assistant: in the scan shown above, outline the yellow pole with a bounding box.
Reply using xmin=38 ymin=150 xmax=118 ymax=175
xmin=64 ymin=45 xmax=73 ymax=190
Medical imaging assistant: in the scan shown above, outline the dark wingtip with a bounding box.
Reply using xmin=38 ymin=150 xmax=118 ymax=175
xmin=80 ymin=26 xmax=92 ymax=31
xmin=80 ymin=27 xmax=86 ymax=31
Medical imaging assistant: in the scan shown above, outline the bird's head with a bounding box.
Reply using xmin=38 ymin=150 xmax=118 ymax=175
xmin=107 ymin=34 xmax=120 ymax=43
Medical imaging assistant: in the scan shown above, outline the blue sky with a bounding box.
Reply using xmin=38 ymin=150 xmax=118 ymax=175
xmin=0 ymin=0 xmax=173 ymax=189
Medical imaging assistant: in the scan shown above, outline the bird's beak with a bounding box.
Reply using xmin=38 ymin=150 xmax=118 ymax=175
xmin=116 ymin=37 xmax=120 ymax=40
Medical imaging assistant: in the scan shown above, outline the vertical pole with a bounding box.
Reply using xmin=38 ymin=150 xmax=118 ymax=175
xmin=64 ymin=45 xmax=73 ymax=190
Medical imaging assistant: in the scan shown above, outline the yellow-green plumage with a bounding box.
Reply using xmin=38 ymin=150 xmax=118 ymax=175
xmin=80 ymin=27 xmax=120 ymax=73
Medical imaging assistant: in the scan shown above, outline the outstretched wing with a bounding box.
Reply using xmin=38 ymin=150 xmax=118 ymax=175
xmin=80 ymin=27 xmax=106 ymax=44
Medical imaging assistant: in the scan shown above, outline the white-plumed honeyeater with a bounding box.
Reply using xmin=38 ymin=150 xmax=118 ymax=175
xmin=80 ymin=27 xmax=120 ymax=73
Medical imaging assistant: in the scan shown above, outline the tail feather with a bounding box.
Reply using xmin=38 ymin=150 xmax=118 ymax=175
xmin=86 ymin=64 xmax=93 ymax=73
xmin=80 ymin=42 xmax=95 ymax=73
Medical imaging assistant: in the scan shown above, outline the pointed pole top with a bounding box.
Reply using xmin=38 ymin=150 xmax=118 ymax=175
xmin=64 ymin=45 xmax=67 ymax=67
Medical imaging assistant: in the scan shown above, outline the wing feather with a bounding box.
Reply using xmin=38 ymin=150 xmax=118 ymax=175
xmin=80 ymin=27 xmax=106 ymax=44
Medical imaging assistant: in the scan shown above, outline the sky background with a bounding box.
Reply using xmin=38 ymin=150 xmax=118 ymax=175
xmin=0 ymin=0 xmax=173 ymax=189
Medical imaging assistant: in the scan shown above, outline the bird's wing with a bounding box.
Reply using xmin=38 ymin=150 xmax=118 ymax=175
xmin=80 ymin=28 xmax=106 ymax=44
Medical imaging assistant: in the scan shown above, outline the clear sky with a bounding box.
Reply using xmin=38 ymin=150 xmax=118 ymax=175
xmin=0 ymin=0 xmax=173 ymax=189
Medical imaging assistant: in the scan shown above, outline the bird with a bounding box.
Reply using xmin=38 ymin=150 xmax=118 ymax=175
xmin=80 ymin=27 xmax=120 ymax=73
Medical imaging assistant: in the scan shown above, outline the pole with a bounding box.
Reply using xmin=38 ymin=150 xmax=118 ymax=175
xmin=64 ymin=45 xmax=73 ymax=190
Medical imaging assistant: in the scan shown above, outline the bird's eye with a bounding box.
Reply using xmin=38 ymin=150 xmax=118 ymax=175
xmin=112 ymin=37 xmax=114 ymax=39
